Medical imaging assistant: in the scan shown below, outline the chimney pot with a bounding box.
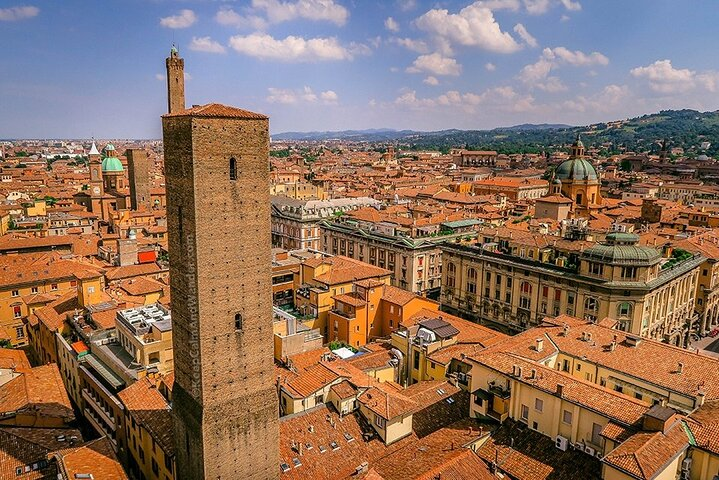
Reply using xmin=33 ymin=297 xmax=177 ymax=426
xmin=557 ymin=384 xmax=565 ymax=397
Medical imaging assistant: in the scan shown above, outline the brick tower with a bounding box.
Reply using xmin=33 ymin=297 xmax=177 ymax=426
xmin=166 ymin=45 xmax=185 ymax=114
xmin=88 ymin=141 xmax=103 ymax=214
xmin=125 ymin=148 xmax=150 ymax=210
xmin=162 ymin=100 xmax=279 ymax=478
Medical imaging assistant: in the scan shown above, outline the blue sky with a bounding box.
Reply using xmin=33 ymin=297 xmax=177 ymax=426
xmin=2 ymin=0 xmax=719 ymax=138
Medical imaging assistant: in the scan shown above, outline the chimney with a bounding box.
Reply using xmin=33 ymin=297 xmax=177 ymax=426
xmin=517 ymin=366 xmax=524 ymax=378
xmin=535 ymin=337 xmax=544 ymax=352
xmin=697 ymin=390 xmax=707 ymax=407
xmin=530 ymin=369 xmax=537 ymax=380
xmin=609 ymin=341 xmax=616 ymax=352
xmin=677 ymin=362 xmax=684 ymax=374
xmin=587 ymin=332 xmax=593 ymax=342
xmin=557 ymin=384 xmax=565 ymax=397
xmin=563 ymin=324 xmax=570 ymax=336
xmin=512 ymin=364 xmax=518 ymax=376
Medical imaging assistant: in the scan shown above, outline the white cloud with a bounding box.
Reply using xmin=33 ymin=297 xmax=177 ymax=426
xmin=560 ymin=14 xmax=571 ymax=21
xmin=630 ymin=59 xmax=697 ymax=94
xmin=184 ymin=72 xmax=192 ymax=81
xmin=392 ymin=37 xmax=430 ymax=53
xmin=320 ymin=90 xmax=339 ymax=103
xmin=559 ymin=0 xmax=582 ymax=11
xmin=398 ymin=0 xmax=417 ymax=11
xmin=0 ymin=5 xmax=39 ymax=21
xmin=407 ymin=53 xmax=462 ymax=76
xmin=160 ymin=9 xmax=197 ymax=29
xmin=267 ymin=86 xmax=338 ymax=104
xmin=522 ymin=0 xmax=551 ymax=14
xmin=189 ymin=36 xmax=226 ymax=54
xmin=393 ymin=85 xmax=535 ymax=113
xmin=513 ymin=23 xmax=537 ymax=48
xmin=215 ymin=7 xmax=268 ymax=30
xmin=563 ymin=84 xmax=629 ymax=112
xmin=252 ymin=0 xmax=349 ymax=26
xmin=536 ymin=76 xmax=567 ymax=92
xmin=423 ymin=76 xmax=439 ymax=86
xmin=520 ymin=46 xmax=609 ymax=86
xmin=551 ymin=46 xmax=608 ymax=66
xmin=385 ymin=16 xmax=400 ymax=32
xmin=485 ymin=62 xmax=497 ymax=71
xmin=229 ymin=33 xmax=354 ymax=62
xmin=415 ymin=3 xmax=522 ymax=54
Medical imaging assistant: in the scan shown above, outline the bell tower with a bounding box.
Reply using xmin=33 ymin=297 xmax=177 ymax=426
xmin=88 ymin=141 xmax=103 ymax=213
xmin=166 ymin=45 xmax=185 ymax=114
xmin=570 ymin=133 xmax=585 ymax=158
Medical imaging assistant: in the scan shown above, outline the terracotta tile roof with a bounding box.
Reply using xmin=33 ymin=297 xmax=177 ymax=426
xmin=414 ymin=448 xmax=494 ymax=480
xmin=371 ymin=419 xmax=490 ymax=480
xmin=287 ymin=347 xmax=332 ymax=372
xmin=347 ymin=348 xmax=394 ymax=372
xmin=52 ymin=436 xmax=128 ymax=480
xmin=478 ymin=420 xmax=602 ymax=480
xmin=527 ymin=316 xmax=719 ymax=402
xmin=330 ymin=380 xmax=358 ymax=400
xmin=117 ymin=376 xmax=174 ymax=456
xmin=404 ymin=308 xmax=508 ymax=346
xmin=602 ymin=421 xmax=689 ymax=479
xmin=472 ymin=351 xmax=649 ymax=426
xmin=404 ymin=382 xmax=469 ymax=439
xmin=0 ymin=427 xmax=83 ymax=480
xmin=105 ymin=262 xmax=163 ymax=281
xmin=162 ymin=102 xmax=268 ymax=119
xmin=0 ymin=364 xmax=75 ymax=423
xmin=283 ymin=363 xmax=340 ymax=398
xmin=307 ymin=256 xmax=391 ymax=286
xmin=278 ymin=404 xmax=417 ymax=480
xmin=380 ymin=285 xmax=421 ymax=306
xmin=90 ymin=307 xmax=121 ymax=330
xmin=0 ymin=349 xmax=31 ymax=371
xmin=0 ymin=253 xmax=102 ymax=289
xmin=34 ymin=291 xmax=78 ymax=332
xmin=119 ymin=277 xmax=164 ymax=296
xmin=685 ymin=399 xmax=719 ymax=455
xmin=358 ymin=385 xmax=416 ymax=421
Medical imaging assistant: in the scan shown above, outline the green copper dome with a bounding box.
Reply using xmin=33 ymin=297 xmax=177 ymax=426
xmin=105 ymin=143 xmax=115 ymax=151
xmin=102 ymin=156 xmax=124 ymax=173
xmin=555 ymin=158 xmax=598 ymax=181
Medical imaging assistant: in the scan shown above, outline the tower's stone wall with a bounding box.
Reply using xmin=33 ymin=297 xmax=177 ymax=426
xmin=163 ymin=111 xmax=279 ymax=480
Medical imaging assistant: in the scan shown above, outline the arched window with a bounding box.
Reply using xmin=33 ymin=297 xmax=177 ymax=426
xmin=617 ymin=302 xmax=632 ymax=318
xmin=234 ymin=313 xmax=243 ymax=331
xmin=229 ymin=157 xmax=237 ymax=181
xmin=447 ymin=262 xmax=456 ymax=275
xmin=521 ymin=282 xmax=532 ymax=294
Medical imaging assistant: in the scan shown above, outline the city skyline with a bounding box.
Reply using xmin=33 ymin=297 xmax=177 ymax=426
xmin=2 ymin=0 xmax=719 ymax=138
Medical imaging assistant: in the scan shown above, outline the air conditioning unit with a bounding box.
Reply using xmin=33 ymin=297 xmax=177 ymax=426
xmin=555 ymin=435 xmax=569 ymax=451
xmin=584 ymin=446 xmax=596 ymax=456
xmin=681 ymin=457 xmax=692 ymax=471
xmin=457 ymin=372 xmax=467 ymax=382
xmin=594 ymin=450 xmax=603 ymax=459
xmin=572 ymin=442 xmax=584 ymax=451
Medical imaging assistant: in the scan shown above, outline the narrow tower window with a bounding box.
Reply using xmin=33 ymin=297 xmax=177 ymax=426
xmin=229 ymin=157 xmax=237 ymax=180
xmin=235 ymin=313 xmax=243 ymax=331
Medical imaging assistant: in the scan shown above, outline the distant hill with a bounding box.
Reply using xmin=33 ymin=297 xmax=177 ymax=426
xmin=272 ymin=110 xmax=719 ymax=156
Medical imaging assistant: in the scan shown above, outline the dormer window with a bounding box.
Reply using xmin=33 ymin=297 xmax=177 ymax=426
xmin=229 ymin=157 xmax=237 ymax=181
